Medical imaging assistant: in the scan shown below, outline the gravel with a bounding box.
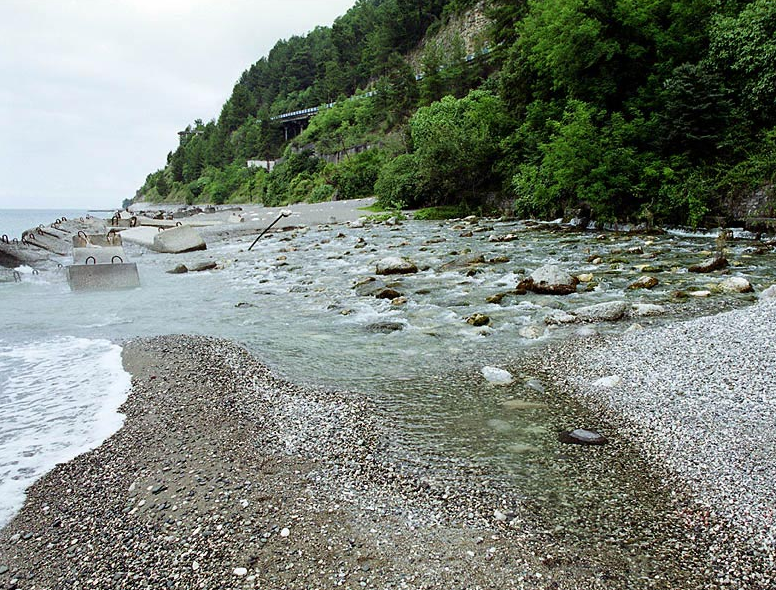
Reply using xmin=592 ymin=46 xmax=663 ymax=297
xmin=0 ymin=335 xmax=552 ymax=590
xmin=539 ymin=298 xmax=776 ymax=587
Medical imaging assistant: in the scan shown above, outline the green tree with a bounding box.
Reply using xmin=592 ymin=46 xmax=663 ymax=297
xmin=410 ymin=90 xmax=512 ymax=204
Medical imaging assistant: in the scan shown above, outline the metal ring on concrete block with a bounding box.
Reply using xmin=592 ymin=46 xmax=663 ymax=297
xmin=85 ymin=256 xmax=96 ymax=265
xmin=1 ymin=235 xmax=8 ymax=244
xmin=130 ymin=216 xmax=138 ymax=227
xmin=111 ymin=255 xmax=124 ymax=264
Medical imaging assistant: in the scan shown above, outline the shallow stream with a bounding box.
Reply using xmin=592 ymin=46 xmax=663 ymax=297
xmin=2 ymin=214 xmax=774 ymax=586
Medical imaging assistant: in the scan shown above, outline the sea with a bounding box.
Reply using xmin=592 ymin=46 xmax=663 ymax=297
xmin=1 ymin=205 xmax=774 ymax=581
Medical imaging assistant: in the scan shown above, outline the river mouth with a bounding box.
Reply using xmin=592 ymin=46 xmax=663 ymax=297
xmin=2 ymin=215 xmax=774 ymax=586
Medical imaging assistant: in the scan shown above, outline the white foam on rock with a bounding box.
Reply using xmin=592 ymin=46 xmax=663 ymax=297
xmin=0 ymin=337 xmax=131 ymax=528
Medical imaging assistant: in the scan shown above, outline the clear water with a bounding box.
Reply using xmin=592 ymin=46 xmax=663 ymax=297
xmin=1 ymin=213 xmax=773 ymax=583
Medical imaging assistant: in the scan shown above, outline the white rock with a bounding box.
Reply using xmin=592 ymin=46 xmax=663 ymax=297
xmin=280 ymin=527 xmax=290 ymax=537
xmin=625 ymin=323 xmax=644 ymax=332
xmin=192 ymin=562 xmax=199 ymax=571
xmin=593 ymin=375 xmax=621 ymax=388
xmin=718 ymin=276 xmax=753 ymax=293
xmin=234 ymin=567 xmax=248 ymax=577
xmin=481 ymin=366 xmax=514 ymax=385
xmin=688 ymin=290 xmax=711 ymax=298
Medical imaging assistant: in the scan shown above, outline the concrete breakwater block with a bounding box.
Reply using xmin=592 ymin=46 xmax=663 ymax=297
xmin=153 ymin=225 xmax=206 ymax=254
xmin=72 ymin=246 xmax=128 ymax=265
xmin=67 ymin=263 xmax=140 ymax=291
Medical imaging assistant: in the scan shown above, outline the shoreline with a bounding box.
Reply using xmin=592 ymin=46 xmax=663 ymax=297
xmin=532 ymin=298 xmax=776 ymax=585
xmin=0 ymin=322 xmax=772 ymax=587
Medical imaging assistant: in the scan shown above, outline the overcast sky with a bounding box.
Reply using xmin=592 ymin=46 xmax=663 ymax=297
xmin=0 ymin=0 xmax=356 ymax=210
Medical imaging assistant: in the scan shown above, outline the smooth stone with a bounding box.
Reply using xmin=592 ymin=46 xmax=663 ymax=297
xmin=718 ymin=276 xmax=753 ymax=293
xmin=577 ymin=273 xmax=594 ymax=282
xmin=518 ymin=264 xmax=579 ymax=295
xmin=544 ymin=309 xmax=576 ymax=325
xmin=688 ymin=290 xmax=711 ymax=297
xmin=234 ymin=567 xmax=248 ymax=577
xmin=481 ymin=366 xmax=514 ymax=385
xmin=188 ymin=261 xmax=217 ymax=272
xmin=0 ymin=566 xmax=8 ymax=575
xmin=559 ymin=428 xmax=608 ymax=445
xmin=574 ymin=300 xmax=628 ymax=322
xmin=375 ymin=256 xmax=418 ymax=275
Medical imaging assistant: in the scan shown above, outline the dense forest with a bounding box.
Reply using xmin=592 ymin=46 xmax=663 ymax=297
xmin=136 ymin=0 xmax=776 ymax=226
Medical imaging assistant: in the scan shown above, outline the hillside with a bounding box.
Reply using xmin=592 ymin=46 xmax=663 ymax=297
xmin=135 ymin=0 xmax=776 ymax=227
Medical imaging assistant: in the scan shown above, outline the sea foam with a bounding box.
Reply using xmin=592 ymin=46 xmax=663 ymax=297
xmin=0 ymin=337 xmax=130 ymax=528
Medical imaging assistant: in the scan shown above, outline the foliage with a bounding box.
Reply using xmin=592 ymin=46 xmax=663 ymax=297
xmin=374 ymin=153 xmax=424 ymax=209
xmin=409 ymin=90 xmax=511 ymax=205
xmin=135 ymin=0 xmax=776 ymax=226
xmin=331 ymin=150 xmax=384 ymax=200
xmin=413 ymin=205 xmax=469 ymax=220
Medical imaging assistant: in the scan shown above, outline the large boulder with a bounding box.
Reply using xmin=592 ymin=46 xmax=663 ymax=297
xmin=518 ymin=264 xmax=579 ymax=295
xmin=375 ymin=257 xmax=418 ymax=275
xmin=573 ymin=300 xmax=628 ymax=322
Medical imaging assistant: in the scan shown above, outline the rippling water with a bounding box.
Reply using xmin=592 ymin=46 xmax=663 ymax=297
xmin=1 ymin=214 xmax=773 ymax=583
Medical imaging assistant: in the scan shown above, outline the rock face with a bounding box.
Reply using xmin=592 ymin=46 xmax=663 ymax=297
xmin=718 ymin=277 xmax=753 ymax=293
xmin=518 ymin=264 xmax=579 ymax=295
xmin=375 ymin=257 xmax=418 ymax=275
xmin=559 ymin=428 xmax=608 ymax=446
xmin=574 ymin=301 xmax=629 ymax=322
xmin=689 ymin=256 xmax=728 ymax=273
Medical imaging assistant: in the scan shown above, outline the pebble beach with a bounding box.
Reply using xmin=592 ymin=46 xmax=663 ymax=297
xmin=1 ymin=202 xmax=775 ymax=588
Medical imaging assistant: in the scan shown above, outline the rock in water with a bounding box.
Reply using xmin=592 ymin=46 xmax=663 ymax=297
xmin=466 ymin=313 xmax=491 ymax=327
xmin=517 ymin=264 xmax=578 ymax=295
xmin=559 ymin=428 xmax=608 ymax=445
xmin=688 ymin=256 xmax=728 ymax=273
xmin=718 ymin=276 xmax=753 ymax=293
xmin=481 ymin=366 xmax=513 ymax=385
xmin=375 ymin=257 xmax=418 ymax=275
xmin=628 ymin=276 xmax=659 ymax=290
xmin=574 ymin=301 xmax=628 ymax=322
xmin=167 ymin=264 xmax=189 ymax=274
